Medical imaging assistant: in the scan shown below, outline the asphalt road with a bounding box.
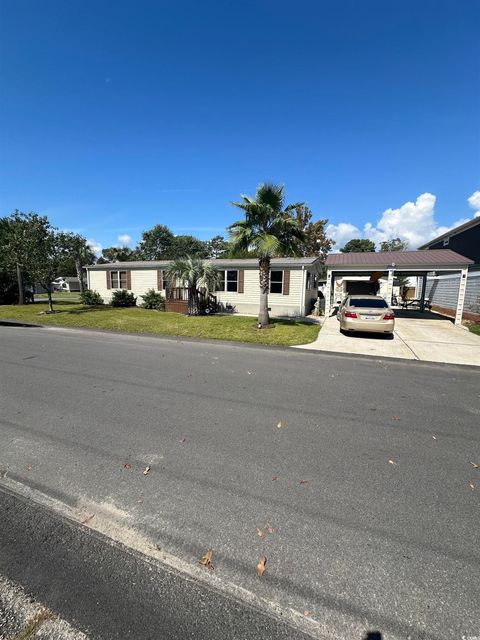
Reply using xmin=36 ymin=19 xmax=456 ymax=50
xmin=0 ymin=325 xmax=479 ymax=640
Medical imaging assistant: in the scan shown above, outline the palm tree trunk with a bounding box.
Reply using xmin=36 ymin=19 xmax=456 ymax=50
xmin=258 ymin=257 xmax=270 ymax=328
xmin=188 ymin=286 xmax=199 ymax=315
xmin=75 ymin=258 xmax=85 ymax=293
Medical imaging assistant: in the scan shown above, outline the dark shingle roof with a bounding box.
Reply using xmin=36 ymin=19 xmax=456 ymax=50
xmin=325 ymin=249 xmax=473 ymax=268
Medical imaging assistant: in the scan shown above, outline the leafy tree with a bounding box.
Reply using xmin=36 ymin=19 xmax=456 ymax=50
xmin=171 ymin=235 xmax=208 ymax=258
xmin=137 ymin=224 xmax=175 ymax=260
xmin=293 ymin=205 xmax=333 ymax=260
xmin=229 ymin=183 xmax=305 ymax=328
xmin=101 ymin=246 xmax=137 ymax=262
xmin=165 ymin=256 xmax=219 ymax=315
xmin=20 ymin=216 xmax=61 ymax=312
xmin=56 ymin=232 xmax=95 ymax=292
xmin=380 ymin=237 xmax=409 ymax=252
xmin=340 ymin=238 xmax=376 ymax=253
xmin=1 ymin=211 xmax=48 ymax=304
xmin=205 ymin=235 xmax=229 ymax=258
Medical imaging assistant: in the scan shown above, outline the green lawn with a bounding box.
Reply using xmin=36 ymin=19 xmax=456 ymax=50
xmin=0 ymin=301 xmax=319 ymax=346
xmin=468 ymin=323 xmax=480 ymax=336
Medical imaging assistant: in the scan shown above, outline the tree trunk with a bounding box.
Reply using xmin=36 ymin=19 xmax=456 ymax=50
xmin=75 ymin=258 xmax=85 ymax=293
xmin=258 ymin=257 xmax=270 ymax=328
xmin=16 ymin=262 xmax=25 ymax=305
xmin=47 ymin=288 xmax=54 ymax=313
xmin=188 ymin=287 xmax=199 ymax=316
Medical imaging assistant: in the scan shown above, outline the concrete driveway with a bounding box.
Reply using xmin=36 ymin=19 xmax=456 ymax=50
xmin=296 ymin=310 xmax=480 ymax=366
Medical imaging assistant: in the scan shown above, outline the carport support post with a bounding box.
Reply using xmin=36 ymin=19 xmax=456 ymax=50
xmin=386 ymin=269 xmax=394 ymax=305
xmin=324 ymin=269 xmax=332 ymax=316
xmin=419 ymin=273 xmax=427 ymax=312
xmin=455 ymin=268 xmax=468 ymax=326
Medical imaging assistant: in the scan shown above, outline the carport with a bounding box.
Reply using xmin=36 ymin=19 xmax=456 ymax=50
xmin=324 ymin=249 xmax=474 ymax=325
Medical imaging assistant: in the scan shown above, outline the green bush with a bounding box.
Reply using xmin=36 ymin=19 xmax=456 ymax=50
xmin=111 ymin=289 xmax=137 ymax=307
xmin=80 ymin=289 xmax=103 ymax=306
xmin=141 ymin=289 xmax=165 ymax=310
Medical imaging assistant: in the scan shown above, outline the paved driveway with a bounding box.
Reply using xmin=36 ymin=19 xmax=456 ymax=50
xmin=296 ymin=311 xmax=480 ymax=366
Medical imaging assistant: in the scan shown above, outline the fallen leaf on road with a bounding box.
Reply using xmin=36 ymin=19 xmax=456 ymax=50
xmin=388 ymin=459 xmax=397 ymax=465
xmin=199 ymin=549 xmax=214 ymax=570
xmin=256 ymin=556 xmax=267 ymax=576
xmin=123 ymin=463 xmax=132 ymax=470
xmin=277 ymin=421 xmax=283 ymax=429
xmin=266 ymin=523 xmax=274 ymax=534
xmin=272 ymin=475 xmax=278 ymax=481
xmin=299 ymin=479 xmax=309 ymax=485
xmin=81 ymin=514 xmax=95 ymax=525
xmin=469 ymin=481 xmax=475 ymax=491
xmin=392 ymin=416 xmax=401 ymax=421
xmin=470 ymin=462 xmax=479 ymax=469
xmin=143 ymin=465 xmax=151 ymax=475
xmin=256 ymin=527 xmax=265 ymax=539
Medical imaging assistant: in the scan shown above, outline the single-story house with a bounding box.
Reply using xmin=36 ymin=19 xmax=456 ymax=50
xmin=86 ymin=257 xmax=322 ymax=317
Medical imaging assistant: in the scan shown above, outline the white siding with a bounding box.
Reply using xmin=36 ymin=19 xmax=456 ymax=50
xmin=88 ymin=270 xmax=111 ymax=301
xmin=130 ymin=270 xmax=159 ymax=303
xmin=88 ymin=268 xmax=160 ymax=304
xmin=215 ymin=267 xmax=304 ymax=316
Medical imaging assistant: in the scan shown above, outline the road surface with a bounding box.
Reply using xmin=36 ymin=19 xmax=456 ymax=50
xmin=0 ymin=324 xmax=478 ymax=639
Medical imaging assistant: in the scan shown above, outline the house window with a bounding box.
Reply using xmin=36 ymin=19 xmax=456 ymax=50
xmin=218 ymin=270 xmax=238 ymax=292
xmin=110 ymin=270 xmax=127 ymax=289
xmin=443 ymin=237 xmax=450 ymax=246
xmin=270 ymin=270 xmax=283 ymax=294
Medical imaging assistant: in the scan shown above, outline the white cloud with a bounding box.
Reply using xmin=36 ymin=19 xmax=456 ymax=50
xmin=327 ymin=192 xmax=473 ymax=251
xmin=87 ymin=239 xmax=102 ymax=256
xmin=117 ymin=234 xmax=133 ymax=246
xmin=468 ymin=190 xmax=480 ymax=217
xmin=325 ymin=222 xmax=361 ymax=251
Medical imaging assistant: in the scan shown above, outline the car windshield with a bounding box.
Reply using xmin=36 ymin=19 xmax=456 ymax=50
xmin=349 ymin=298 xmax=388 ymax=308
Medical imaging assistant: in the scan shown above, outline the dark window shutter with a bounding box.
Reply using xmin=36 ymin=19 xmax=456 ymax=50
xmin=157 ymin=270 xmax=163 ymax=290
xmin=283 ymin=270 xmax=290 ymax=295
xmin=238 ymin=269 xmax=244 ymax=293
xmin=106 ymin=272 xmax=111 ymax=289
xmin=126 ymin=271 xmax=132 ymax=290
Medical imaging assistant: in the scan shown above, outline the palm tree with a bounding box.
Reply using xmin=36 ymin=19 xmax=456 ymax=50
xmin=229 ymin=183 xmax=305 ymax=328
xmin=165 ymin=256 xmax=219 ymax=315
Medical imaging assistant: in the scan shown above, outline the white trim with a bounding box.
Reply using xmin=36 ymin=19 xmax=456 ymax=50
xmin=386 ymin=269 xmax=394 ymax=305
xmin=455 ymin=268 xmax=469 ymax=325
xmin=300 ymin=266 xmax=306 ymax=315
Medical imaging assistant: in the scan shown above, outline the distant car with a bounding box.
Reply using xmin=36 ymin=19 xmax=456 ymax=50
xmin=337 ymin=295 xmax=395 ymax=335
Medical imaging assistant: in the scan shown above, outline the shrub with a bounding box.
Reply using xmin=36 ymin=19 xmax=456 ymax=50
xmin=111 ymin=289 xmax=137 ymax=307
xmin=80 ymin=289 xmax=103 ymax=306
xmin=141 ymin=289 xmax=165 ymax=311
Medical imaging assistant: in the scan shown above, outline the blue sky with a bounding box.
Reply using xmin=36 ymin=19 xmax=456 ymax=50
xmin=1 ymin=0 xmax=479 ymax=253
